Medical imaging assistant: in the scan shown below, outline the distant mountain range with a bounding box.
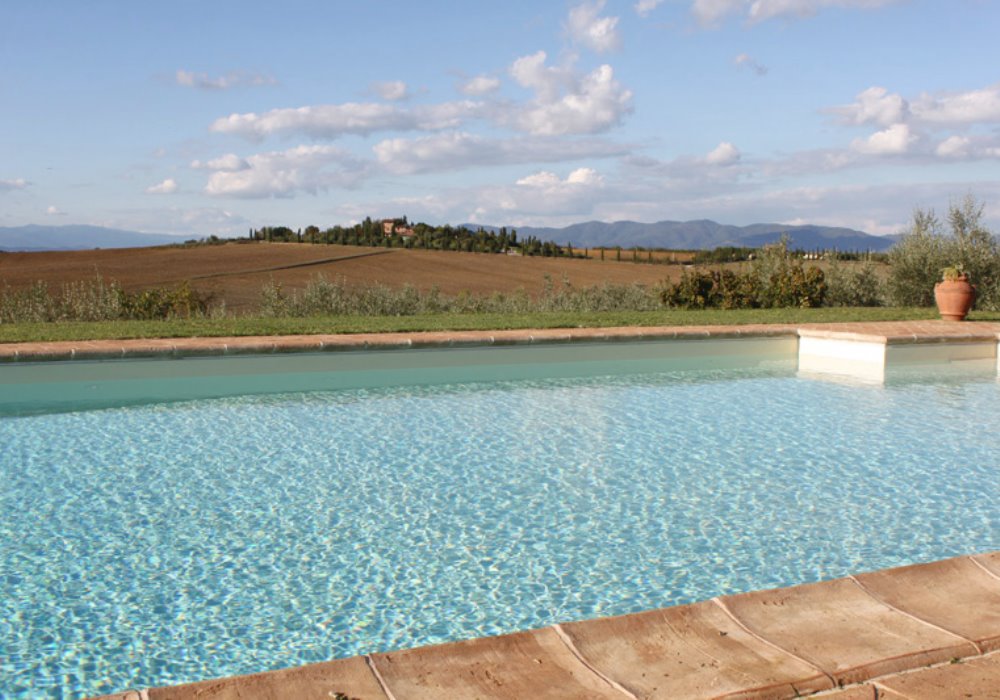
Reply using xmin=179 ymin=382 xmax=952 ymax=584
xmin=463 ymin=220 xmax=900 ymax=252
xmin=0 ymin=220 xmax=899 ymax=253
xmin=0 ymin=225 xmax=184 ymax=252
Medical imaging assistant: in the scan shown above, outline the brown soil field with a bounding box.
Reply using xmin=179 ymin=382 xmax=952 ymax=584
xmin=0 ymin=242 xmax=688 ymax=312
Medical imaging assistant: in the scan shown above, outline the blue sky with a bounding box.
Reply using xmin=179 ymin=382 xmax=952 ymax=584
xmin=2 ymin=0 xmax=999 ymax=239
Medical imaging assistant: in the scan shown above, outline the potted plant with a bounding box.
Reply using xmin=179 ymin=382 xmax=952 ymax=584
xmin=934 ymin=264 xmax=976 ymax=321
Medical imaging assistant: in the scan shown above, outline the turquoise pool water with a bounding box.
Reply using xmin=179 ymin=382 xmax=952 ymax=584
xmin=1 ymin=344 xmax=998 ymax=697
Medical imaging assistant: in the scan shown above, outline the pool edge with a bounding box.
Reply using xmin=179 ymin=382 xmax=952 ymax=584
xmin=95 ymin=551 xmax=1000 ymax=700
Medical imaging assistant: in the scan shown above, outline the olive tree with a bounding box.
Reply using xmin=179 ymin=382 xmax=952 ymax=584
xmin=888 ymin=195 xmax=1000 ymax=309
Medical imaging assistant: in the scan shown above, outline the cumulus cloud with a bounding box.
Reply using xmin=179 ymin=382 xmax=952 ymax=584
xmin=834 ymin=86 xmax=909 ymax=126
xmin=458 ymin=75 xmax=501 ymax=96
xmin=145 ymin=178 xmax=179 ymax=194
xmin=705 ymin=141 xmax=741 ymax=165
xmin=692 ymin=0 xmax=898 ymax=26
xmin=935 ymin=135 xmax=971 ymax=158
xmin=203 ymin=144 xmax=367 ymax=198
xmin=509 ymin=51 xmax=575 ymax=102
xmin=734 ymin=53 xmax=768 ymax=76
xmin=517 ymin=167 xmax=604 ymax=188
xmin=567 ymin=1 xmax=622 ymax=53
xmin=176 ymin=69 xmax=277 ymax=90
xmin=373 ymin=131 xmax=629 ymax=175
xmin=911 ymin=82 xmax=1000 ymax=125
xmin=46 ymin=205 xmax=67 ymax=216
xmin=507 ymin=52 xmax=633 ymax=135
xmin=191 ymin=154 xmax=250 ymax=171
xmin=851 ymin=123 xmax=916 ymax=154
xmin=210 ymin=101 xmax=486 ymax=140
xmin=0 ymin=178 xmax=27 ymax=192
xmin=634 ymin=0 xmax=666 ymax=17
xmin=371 ymin=80 xmax=409 ymax=101
xmin=836 ymin=83 xmax=1000 ymax=129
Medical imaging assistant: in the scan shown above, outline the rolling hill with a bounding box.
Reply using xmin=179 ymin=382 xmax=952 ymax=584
xmin=1 ymin=220 xmax=898 ymax=253
xmin=0 ymin=225 xmax=185 ymax=251
xmin=466 ymin=219 xmax=898 ymax=252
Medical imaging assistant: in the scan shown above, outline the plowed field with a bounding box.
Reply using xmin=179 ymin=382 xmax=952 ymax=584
xmin=0 ymin=242 xmax=684 ymax=312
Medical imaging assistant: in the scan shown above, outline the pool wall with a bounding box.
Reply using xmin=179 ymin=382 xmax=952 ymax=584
xmin=2 ymin=321 xmax=999 ymax=416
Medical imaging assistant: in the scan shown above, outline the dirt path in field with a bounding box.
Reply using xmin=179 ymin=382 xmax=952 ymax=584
xmin=187 ymin=249 xmax=394 ymax=281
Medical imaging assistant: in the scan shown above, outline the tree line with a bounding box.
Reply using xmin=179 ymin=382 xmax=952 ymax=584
xmin=249 ymin=217 xmax=582 ymax=257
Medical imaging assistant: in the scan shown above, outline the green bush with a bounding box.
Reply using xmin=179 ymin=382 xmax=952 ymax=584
xmin=0 ymin=277 xmax=211 ymax=323
xmin=888 ymin=196 xmax=1000 ymax=309
xmin=660 ymin=237 xmax=826 ymax=309
xmin=257 ymin=274 xmax=663 ymax=317
xmin=825 ymin=257 xmax=885 ymax=307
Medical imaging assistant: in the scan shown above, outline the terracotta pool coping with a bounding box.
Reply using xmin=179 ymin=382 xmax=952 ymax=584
xmin=96 ymin=552 xmax=1000 ymax=699
xmin=4 ymin=320 xmax=1000 ymax=362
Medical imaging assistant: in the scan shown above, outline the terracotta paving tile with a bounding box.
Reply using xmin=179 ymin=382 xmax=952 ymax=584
xmin=144 ymin=655 xmax=387 ymax=700
xmin=369 ymin=627 xmax=627 ymax=700
xmin=559 ymin=599 xmax=832 ymax=699
xmin=973 ymin=552 xmax=1000 ymax=580
xmin=718 ymin=576 xmax=978 ymax=686
xmin=873 ymin=652 xmax=1000 ymax=699
xmin=4 ymin=320 xmax=999 ymax=363
xmin=809 ymin=685 xmax=878 ymax=699
xmin=853 ymin=555 xmax=1000 ymax=652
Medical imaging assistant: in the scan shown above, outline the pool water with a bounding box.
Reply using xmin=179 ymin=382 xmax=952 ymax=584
xmin=1 ymin=354 xmax=998 ymax=697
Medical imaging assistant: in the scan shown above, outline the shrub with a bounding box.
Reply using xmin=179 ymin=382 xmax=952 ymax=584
xmin=660 ymin=237 xmax=825 ymax=309
xmin=255 ymin=274 xmax=663 ymax=317
xmin=825 ymin=257 xmax=885 ymax=307
xmin=888 ymin=196 xmax=1000 ymax=309
xmin=0 ymin=277 xmax=210 ymax=323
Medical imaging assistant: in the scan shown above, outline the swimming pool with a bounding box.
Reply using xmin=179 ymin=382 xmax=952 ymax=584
xmin=1 ymin=340 xmax=998 ymax=697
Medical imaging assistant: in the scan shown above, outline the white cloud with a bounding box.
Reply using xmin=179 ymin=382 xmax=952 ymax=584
xmin=517 ymin=167 xmax=604 ymax=188
xmin=692 ymin=0 xmax=899 ymax=26
xmin=851 ymin=123 xmax=916 ymax=154
xmin=509 ymin=51 xmax=575 ymax=102
xmin=634 ymin=0 xmax=665 ymax=17
xmin=706 ymin=141 xmax=741 ymax=165
xmin=210 ymin=101 xmax=485 ymax=140
xmin=911 ymin=83 xmax=1000 ymax=125
xmin=203 ymin=144 xmax=367 ymax=198
xmin=0 ymin=178 xmax=27 ymax=192
xmin=508 ymin=52 xmax=633 ymax=135
xmin=371 ymin=80 xmax=409 ymax=101
xmin=373 ymin=131 xmax=629 ymax=175
xmin=145 ymin=178 xmax=179 ymax=194
xmin=176 ymin=69 xmax=277 ymax=90
xmin=191 ymin=154 xmax=250 ymax=171
xmin=835 ymin=86 xmax=909 ymax=126
xmin=516 ymin=171 xmax=563 ymax=187
xmin=46 ymin=205 xmax=66 ymax=216
xmin=734 ymin=53 xmax=768 ymax=76
xmin=691 ymin=0 xmax=745 ymax=26
xmin=567 ymin=1 xmax=622 ymax=54
xmin=458 ymin=75 xmax=501 ymax=96
xmin=935 ymin=135 xmax=971 ymax=158
xmin=566 ymin=167 xmax=603 ymax=185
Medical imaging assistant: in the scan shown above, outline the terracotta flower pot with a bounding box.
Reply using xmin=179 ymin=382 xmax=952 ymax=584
xmin=934 ymin=275 xmax=975 ymax=321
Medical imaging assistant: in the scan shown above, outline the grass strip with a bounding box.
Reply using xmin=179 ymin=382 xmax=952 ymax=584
xmin=0 ymin=307 xmax=980 ymax=344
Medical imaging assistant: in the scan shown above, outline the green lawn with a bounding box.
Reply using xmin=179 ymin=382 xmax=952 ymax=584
xmin=1 ymin=307 xmax=990 ymax=343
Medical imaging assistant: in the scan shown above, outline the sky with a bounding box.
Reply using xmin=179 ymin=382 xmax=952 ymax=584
xmin=2 ymin=0 xmax=1000 ymax=240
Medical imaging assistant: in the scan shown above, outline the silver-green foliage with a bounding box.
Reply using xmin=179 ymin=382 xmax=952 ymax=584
xmin=888 ymin=196 xmax=1000 ymax=308
xmin=258 ymin=274 xmax=663 ymax=317
xmin=824 ymin=257 xmax=885 ymax=307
